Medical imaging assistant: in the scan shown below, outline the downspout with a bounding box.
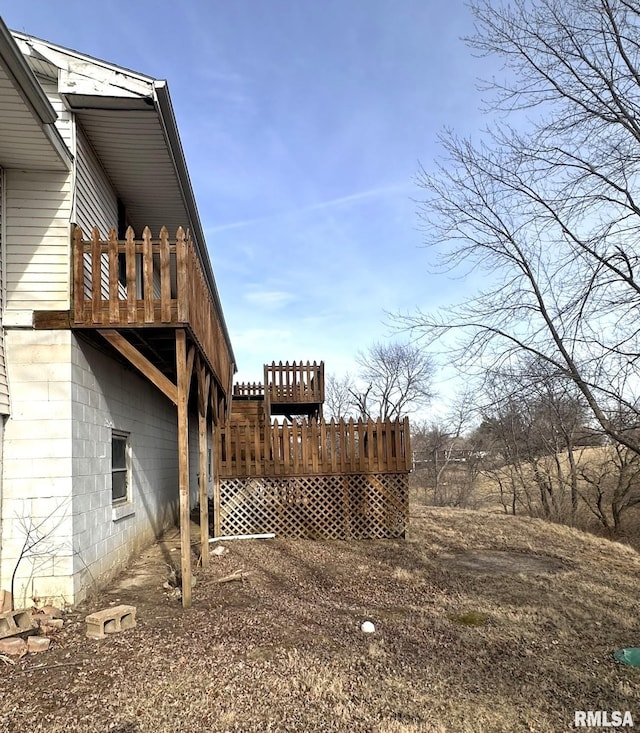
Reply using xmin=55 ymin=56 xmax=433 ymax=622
xmin=0 ymin=167 xmax=6 ymax=589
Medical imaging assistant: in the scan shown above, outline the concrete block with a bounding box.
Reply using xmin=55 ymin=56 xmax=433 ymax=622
xmin=41 ymin=619 xmax=64 ymax=631
xmin=85 ymin=604 xmax=136 ymax=639
xmin=27 ymin=636 xmax=51 ymax=653
xmin=0 ymin=608 xmax=34 ymax=639
xmin=0 ymin=589 xmax=12 ymax=612
xmin=0 ymin=637 xmax=27 ymax=656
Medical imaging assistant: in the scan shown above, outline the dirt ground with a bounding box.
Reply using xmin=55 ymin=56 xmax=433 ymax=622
xmin=2 ymin=505 xmax=640 ymax=732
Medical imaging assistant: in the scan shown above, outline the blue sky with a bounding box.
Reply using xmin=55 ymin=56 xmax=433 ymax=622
xmin=5 ymin=0 xmax=494 ymax=403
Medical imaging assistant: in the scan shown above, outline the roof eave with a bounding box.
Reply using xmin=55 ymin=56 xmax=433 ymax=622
xmin=1 ymin=20 xmax=72 ymax=169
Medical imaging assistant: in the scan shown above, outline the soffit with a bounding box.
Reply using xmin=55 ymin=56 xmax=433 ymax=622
xmin=74 ymin=105 xmax=190 ymax=238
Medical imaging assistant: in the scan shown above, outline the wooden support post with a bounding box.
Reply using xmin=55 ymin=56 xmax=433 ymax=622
xmin=207 ymin=406 xmax=218 ymax=536
xmin=210 ymin=380 xmax=221 ymax=538
xmin=197 ymin=356 xmax=211 ymax=569
xmin=176 ymin=329 xmax=192 ymax=608
xmin=263 ymin=362 xmax=271 ymax=425
xmin=72 ymin=226 xmax=84 ymax=323
xmin=213 ymin=439 xmax=221 ymax=538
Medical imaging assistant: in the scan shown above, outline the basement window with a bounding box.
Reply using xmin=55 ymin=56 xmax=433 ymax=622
xmin=111 ymin=431 xmax=130 ymax=504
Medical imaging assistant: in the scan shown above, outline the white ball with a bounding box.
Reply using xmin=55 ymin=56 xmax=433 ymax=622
xmin=361 ymin=621 xmax=375 ymax=634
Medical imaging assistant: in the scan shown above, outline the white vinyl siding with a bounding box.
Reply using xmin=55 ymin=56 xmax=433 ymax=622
xmin=75 ymin=125 xmax=118 ymax=239
xmin=75 ymin=126 xmax=126 ymax=300
xmin=4 ymin=169 xmax=72 ymax=311
xmin=75 ymin=127 xmax=165 ymax=301
xmin=36 ymin=77 xmax=73 ymax=154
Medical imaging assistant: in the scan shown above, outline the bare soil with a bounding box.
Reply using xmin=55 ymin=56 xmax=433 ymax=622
xmin=2 ymin=505 xmax=640 ymax=732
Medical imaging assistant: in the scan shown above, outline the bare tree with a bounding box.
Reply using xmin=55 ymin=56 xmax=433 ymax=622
xmin=475 ymin=363 xmax=591 ymax=520
xmin=576 ymin=406 xmax=640 ymax=532
xmin=579 ymin=442 xmax=640 ymax=533
xmin=10 ymin=499 xmax=73 ymax=608
xmin=403 ymin=0 xmax=640 ymax=457
xmin=411 ymin=389 xmax=480 ymax=507
xmin=324 ymin=373 xmax=356 ymax=420
xmin=351 ymin=341 xmax=433 ymax=420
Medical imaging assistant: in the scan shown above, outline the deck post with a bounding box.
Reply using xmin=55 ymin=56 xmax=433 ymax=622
xmin=211 ymin=382 xmax=222 ymax=538
xmin=176 ymin=329 xmax=194 ymax=608
xmin=197 ymin=356 xmax=211 ymax=569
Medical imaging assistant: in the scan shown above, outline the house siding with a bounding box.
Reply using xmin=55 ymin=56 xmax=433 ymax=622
xmin=37 ymin=76 xmax=73 ymax=154
xmin=75 ymin=124 xmax=118 ymax=238
xmin=4 ymin=168 xmax=72 ymax=311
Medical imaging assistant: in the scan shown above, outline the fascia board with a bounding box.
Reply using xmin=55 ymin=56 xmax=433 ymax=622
xmin=59 ymin=65 xmax=153 ymax=99
xmin=11 ymin=32 xmax=154 ymax=84
xmin=23 ymin=41 xmax=154 ymax=99
xmin=1 ymin=22 xmax=57 ymax=124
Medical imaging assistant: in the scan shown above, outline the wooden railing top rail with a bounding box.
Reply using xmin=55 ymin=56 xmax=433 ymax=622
xmin=72 ymin=225 xmax=232 ymax=392
xmin=233 ymin=382 xmax=264 ymax=397
xmin=218 ymin=416 xmax=411 ymax=478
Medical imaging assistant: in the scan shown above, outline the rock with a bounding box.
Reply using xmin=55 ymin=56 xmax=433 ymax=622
xmin=0 ymin=638 xmax=27 ymax=656
xmin=40 ymin=605 xmax=63 ymax=619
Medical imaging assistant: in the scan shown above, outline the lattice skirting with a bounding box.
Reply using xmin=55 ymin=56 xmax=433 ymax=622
xmin=218 ymin=473 xmax=409 ymax=540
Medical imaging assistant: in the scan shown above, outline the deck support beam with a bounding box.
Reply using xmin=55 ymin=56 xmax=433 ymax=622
xmin=98 ymin=330 xmax=178 ymax=405
xmin=197 ymin=355 xmax=211 ymax=569
xmin=211 ymin=382 xmax=222 ymax=538
xmin=176 ymin=329 xmax=195 ymax=608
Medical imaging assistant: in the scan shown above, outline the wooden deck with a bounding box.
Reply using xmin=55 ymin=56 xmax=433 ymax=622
xmin=233 ymin=361 xmax=324 ymax=420
xmin=70 ymin=225 xmax=233 ymax=393
xmin=265 ymin=361 xmax=324 ymax=413
xmin=218 ymin=416 xmax=411 ymax=478
xmin=49 ymin=224 xmax=236 ymax=607
xmin=216 ymin=417 xmax=411 ymax=540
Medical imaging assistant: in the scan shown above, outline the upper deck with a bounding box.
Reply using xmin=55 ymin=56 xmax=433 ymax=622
xmin=35 ymin=225 xmax=234 ymax=404
xmin=232 ymin=361 xmax=325 ymax=421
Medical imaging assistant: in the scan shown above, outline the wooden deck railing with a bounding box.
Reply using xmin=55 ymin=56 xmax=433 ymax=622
xmin=72 ymin=225 xmax=232 ymax=390
xmin=264 ymin=361 xmax=324 ymax=405
xmin=218 ymin=416 xmax=411 ymax=478
xmin=233 ymin=382 xmax=264 ymax=397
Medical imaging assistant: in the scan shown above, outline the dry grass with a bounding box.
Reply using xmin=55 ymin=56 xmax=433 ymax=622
xmin=2 ymin=505 xmax=640 ymax=732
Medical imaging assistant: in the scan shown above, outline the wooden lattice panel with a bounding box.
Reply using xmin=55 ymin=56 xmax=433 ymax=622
xmin=218 ymin=473 xmax=409 ymax=540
